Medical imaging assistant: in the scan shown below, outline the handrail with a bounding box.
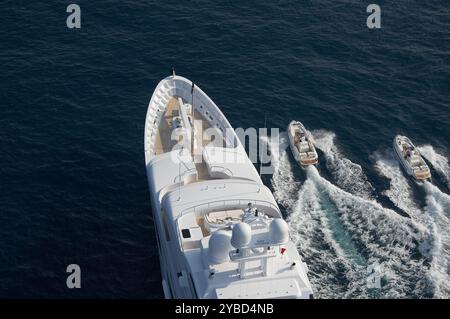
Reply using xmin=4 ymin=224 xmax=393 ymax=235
xmin=175 ymin=198 xmax=281 ymax=253
xmin=180 ymin=198 xmax=280 ymax=217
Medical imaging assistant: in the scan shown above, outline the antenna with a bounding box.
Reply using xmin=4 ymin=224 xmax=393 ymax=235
xmin=171 ymin=67 xmax=176 ymax=77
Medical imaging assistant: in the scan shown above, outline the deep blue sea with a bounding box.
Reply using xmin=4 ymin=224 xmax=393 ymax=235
xmin=1 ymin=1 xmax=449 ymax=298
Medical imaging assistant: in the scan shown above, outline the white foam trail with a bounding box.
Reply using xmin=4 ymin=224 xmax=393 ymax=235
xmin=424 ymin=182 xmax=450 ymax=298
xmin=279 ymin=160 xmax=428 ymax=296
xmin=312 ymin=130 xmax=375 ymax=199
xmin=374 ymin=152 xmax=424 ymax=219
xmin=261 ymin=132 xmax=299 ymax=208
xmin=264 ymin=132 xmax=368 ymax=297
xmin=266 ymin=134 xmax=430 ymax=297
xmin=304 ymin=166 xmax=429 ymax=298
xmin=288 ymin=177 xmax=368 ymax=298
xmin=374 ymin=151 xmax=433 ymax=260
xmin=418 ymin=145 xmax=450 ymax=187
xmin=374 ymin=150 xmax=450 ymax=297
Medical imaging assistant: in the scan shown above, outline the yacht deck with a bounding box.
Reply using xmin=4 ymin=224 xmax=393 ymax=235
xmin=153 ymin=96 xmax=225 ymax=180
xmin=154 ymin=96 xmax=223 ymax=154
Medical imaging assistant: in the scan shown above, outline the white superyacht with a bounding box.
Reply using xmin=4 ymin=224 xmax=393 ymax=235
xmin=144 ymin=71 xmax=313 ymax=299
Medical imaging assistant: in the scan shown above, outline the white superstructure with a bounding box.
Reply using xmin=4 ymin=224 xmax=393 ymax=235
xmin=144 ymin=73 xmax=313 ymax=299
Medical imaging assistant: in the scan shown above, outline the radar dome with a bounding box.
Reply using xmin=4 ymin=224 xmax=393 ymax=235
xmin=208 ymin=230 xmax=232 ymax=264
xmin=269 ymin=218 xmax=289 ymax=245
xmin=231 ymin=222 xmax=252 ymax=249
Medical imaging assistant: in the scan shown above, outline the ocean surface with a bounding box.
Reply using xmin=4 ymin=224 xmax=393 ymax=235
xmin=1 ymin=1 xmax=449 ymax=298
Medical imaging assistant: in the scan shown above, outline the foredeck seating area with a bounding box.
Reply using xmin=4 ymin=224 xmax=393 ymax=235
xmin=297 ymin=141 xmax=311 ymax=153
xmin=204 ymin=209 xmax=243 ymax=232
xmin=154 ymin=97 xmax=181 ymax=155
xmin=153 ymin=95 xmax=230 ymax=182
xmin=154 ymin=96 xmax=225 ymax=155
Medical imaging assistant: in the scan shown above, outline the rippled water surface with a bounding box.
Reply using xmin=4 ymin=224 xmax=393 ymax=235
xmin=1 ymin=1 xmax=449 ymax=298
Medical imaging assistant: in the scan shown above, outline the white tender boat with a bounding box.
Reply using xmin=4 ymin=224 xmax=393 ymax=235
xmin=287 ymin=121 xmax=318 ymax=167
xmin=144 ymin=72 xmax=313 ymax=299
xmin=393 ymin=135 xmax=431 ymax=183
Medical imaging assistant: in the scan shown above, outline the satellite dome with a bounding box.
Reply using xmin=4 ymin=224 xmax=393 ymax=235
xmin=208 ymin=230 xmax=232 ymax=264
xmin=269 ymin=218 xmax=289 ymax=245
xmin=231 ymin=222 xmax=252 ymax=249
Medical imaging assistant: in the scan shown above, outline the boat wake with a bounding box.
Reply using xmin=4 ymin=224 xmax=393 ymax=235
xmin=423 ymin=182 xmax=450 ymax=298
xmin=373 ymin=151 xmax=424 ymax=219
xmin=288 ymin=175 xmax=368 ymax=298
xmin=312 ymin=130 xmax=375 ymax=199
xmin=418 ymin=145 xmax=450 ymax=188
xmin=301 ymin=166 xmax=429 ymax=298
xmin=266 ymin=135 xmax=429 ymax=298
xmin=374 ymin=150 xmax=450 ymax=298
xmin=261 ymin=132 xmax=300 ymax=208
